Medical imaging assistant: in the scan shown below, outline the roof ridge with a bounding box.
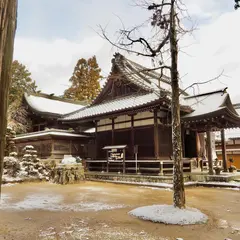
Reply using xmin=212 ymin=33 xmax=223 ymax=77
xmin=184 ymin=88 xmax=228 ymax=100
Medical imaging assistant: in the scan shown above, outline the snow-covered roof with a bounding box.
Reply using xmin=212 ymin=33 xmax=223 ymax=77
xmin=84 ymin=128 xmax=95 ymax=133
xmin=217 ymin=128 xmax=240 ymax=140
xmin=182 ymin=89 xmax=239 ymax=120
xmin=62 ymin=92 xmax=160 ymax=121
xmin=103 ymin=145 xmax=127 ymax=150
xmin=14 ymin=129 xmax=90 ymax=141
xmin=24 ymin=93 xmax=85 ymax=117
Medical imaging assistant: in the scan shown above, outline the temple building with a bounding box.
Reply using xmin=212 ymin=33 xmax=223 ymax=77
xmin=60 ymin=53 xmax=240 ymax=174
xmin=14 ymin=53 xmax=240 ymax=173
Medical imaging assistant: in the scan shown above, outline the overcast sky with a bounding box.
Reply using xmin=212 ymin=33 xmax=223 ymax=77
xmin=14 ymin=0 xmax=240 ymax=102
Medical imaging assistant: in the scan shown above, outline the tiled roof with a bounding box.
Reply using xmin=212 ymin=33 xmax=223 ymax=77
xmin=62 ymin=53 xmax=190 ymax=122
xmin=24 ymin=93 xmax=85 ymax=117
xmin=182 ymin=88 xmax=239 ymax=120
xmin=114 ymin=53 xmax=170 ymax=93
xmin=62 ymin=92 xmax=160 ymax=121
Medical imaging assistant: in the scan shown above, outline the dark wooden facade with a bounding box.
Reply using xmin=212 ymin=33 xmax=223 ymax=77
xmin=15 ymin=130 xmax=91 ymax=161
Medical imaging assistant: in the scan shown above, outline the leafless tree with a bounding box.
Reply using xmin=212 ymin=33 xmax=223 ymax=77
xmin=100 ymin=0 xmax=190 ymax=208
xmin=0 ymin=0 xmax=18 ymax=194
xmin=234 ymin=0 xmax=240 ymax=9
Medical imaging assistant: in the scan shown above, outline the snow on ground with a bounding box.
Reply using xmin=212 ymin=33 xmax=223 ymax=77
xmin=1 ymin=183 xmax=17 ymax=187
xmin=199 ymin=181 xmax=240 ymax=187
xmin=129 ymin=205 xmax=208 ymax=225
xmin=139 ymin=186 xmax=172 ymax=191
xmin=104 ymin=179 xmax=240 ymax=189
xmin=39 ymin=221 xmax=168 ymax=240
xmin=0 ymin=193 xmax=125 ymax=212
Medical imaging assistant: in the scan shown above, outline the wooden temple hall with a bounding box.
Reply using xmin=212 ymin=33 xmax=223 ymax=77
xmin=59 ymin=53 xmax=240 ymax=174
xmin=14 ymin=53 xmax=240 ymax=174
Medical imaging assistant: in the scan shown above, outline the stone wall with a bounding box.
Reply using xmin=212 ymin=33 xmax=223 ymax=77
xmin=85 ymin=172 xmax=190 ymax=184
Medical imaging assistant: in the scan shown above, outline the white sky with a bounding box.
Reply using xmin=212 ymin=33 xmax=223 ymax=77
xmin=14 ymin=0 xmax=240 ymax=103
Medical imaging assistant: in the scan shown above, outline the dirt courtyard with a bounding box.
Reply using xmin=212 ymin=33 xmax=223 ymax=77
xmin=0 ymin=182 xmax=239 ymax=240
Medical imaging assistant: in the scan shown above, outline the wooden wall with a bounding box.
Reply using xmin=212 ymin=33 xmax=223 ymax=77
xmin=95 ymin=110 xmax=172 ymax=160
xmin=216 ymin=138 xmax=240 ymax=169
xmin=16 ymin=138 xmax=87 ymax=161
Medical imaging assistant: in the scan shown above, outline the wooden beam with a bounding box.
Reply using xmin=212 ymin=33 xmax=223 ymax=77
xmin=206 ymin=131 xmax=214 ymax=175
xmin=221 ymin=129 xmax=228 ymax=172
xmin=154 ymin=109 xmax=159 ymax=159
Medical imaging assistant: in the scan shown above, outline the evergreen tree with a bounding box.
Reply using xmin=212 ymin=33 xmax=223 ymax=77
xmin=8 ymin=60 xmax=37 ymax=133
xmin=64 ymin=56 xmax=102 ymax=102
xmin=9 ymin=60 xmax=37 ymax=105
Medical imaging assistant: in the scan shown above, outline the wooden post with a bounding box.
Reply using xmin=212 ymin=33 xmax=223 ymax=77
xmin=154 ymin=109 xmax=159 ymax=159
xmin=181 ymin=127 xmax=185 ymax=158
xmin=196 ymin=132 xmax=201 ymax=167
xmin=131 ymin=115 xmax=135 ymax=158
xmin=221 ymin=129 xmax=228 ymax=172
xmin=95 ymin=120 xmax=98 ymax=159
xmin=51 ymin=140 xmax=54 ymax=159
xmin=123 ymin=149 xmax=126 ymax=174
xmin=106 ymin=150 xmax=109 ymax=173
xmin=111 ymin=118 xmax=115 ymax=145
xmin=206 ymin=131 xmax=214 ymax=175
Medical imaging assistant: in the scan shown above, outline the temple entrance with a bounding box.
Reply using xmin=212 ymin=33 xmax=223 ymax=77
xmin=184 ymin=130 xmax=197 ymax=158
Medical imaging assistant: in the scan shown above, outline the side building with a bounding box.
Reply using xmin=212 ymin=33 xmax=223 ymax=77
xmin=14 ymin=93 xmax=92 ymax=161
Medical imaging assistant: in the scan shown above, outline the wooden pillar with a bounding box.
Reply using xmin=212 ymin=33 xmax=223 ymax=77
xmin=206 ymin=131 xmax=214 ymax=175
xmin=181 ymin=127 xmax=185 ymax=158
xmin=111 ymin=118 xmax=115 ymax=145
xmin=196 ymin=132 xmax=201 ymax=167
xmin=123 ymin=149 xmax=126 ymax=174
xmin=154 ymin=109 xmax=160 ymax=159
xmin=95 ymin=120 xmax=98 ymax=159
xmin=131 ymin=115 xmax=135 ymax=158
xmin=51 ymin=140 xmax=54 ymax=159
xmin=69 ymin=140 xmax=72 ymax=155
xmin=221 ymin=129 xmax=228 ymax=172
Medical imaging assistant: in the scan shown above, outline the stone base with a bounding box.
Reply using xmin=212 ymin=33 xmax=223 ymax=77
xmin=51 ymin=164 xmax=85 ymax=184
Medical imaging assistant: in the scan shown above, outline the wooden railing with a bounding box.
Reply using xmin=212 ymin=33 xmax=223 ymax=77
xmin=85 ymin=158 xmax=194 ymax=175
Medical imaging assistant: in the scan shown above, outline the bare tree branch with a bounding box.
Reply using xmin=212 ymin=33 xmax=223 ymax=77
xmin=181 ymin=70 xmax=225 ymax=95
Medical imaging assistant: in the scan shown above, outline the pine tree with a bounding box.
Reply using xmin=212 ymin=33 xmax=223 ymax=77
xmin=64 ymin=56 xmax=102 ymax=102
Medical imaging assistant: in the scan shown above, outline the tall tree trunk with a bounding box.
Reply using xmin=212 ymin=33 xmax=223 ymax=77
xmin=170 ymin=1 xmax=185 ymax=209
xmin=0 ymin=0 xmax=18 ymax=195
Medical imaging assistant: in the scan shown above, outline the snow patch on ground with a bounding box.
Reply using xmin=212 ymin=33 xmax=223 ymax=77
xmin=0 ymin=193 xmax=11 ymax=205
xmin=79 ymin=186 xmax=107 ymax=192
xmin=1 ymin=183 xmax=17 ymax=187
xmin=61 ymin=202 xmax=125 ymax=212
xmin=217 ymin=219 xmax=229 ymax=229
xmin=39 ymin=221 xmax=168 ymax=240
xmin=200 ymin=181 xmax=240 ymax=187
xmin=2 ymin=194 xmax=63 ymax=211
xmin=129 ymin=205 xmax=208 ymax=225
xmin=139 ymin=186 xmax=172 ymax=191
xmin=0 ymin=193 xmax=125 ymax=212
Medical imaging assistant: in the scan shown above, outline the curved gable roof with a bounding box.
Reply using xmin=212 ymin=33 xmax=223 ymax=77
xmin=182 ymin=88 xmax=240 ymax=121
